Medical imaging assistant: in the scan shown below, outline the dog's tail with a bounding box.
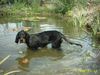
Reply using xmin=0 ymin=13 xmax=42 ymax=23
xmin=61 ymin=33 xmax=82 ymax=48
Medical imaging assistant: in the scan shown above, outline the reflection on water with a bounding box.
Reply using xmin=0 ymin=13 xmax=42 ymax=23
xmin=0 ymin=17 xmax=100 ymax=75
xmin=17 ymin=48 xmax=64 ymax=71
xmin=40 ymin=24 xmax=63 ymax=32
xmin=0 ymin=22 xmax=22 ymax=36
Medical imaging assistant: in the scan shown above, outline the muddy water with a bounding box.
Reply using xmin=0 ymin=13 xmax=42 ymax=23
xmin=0 ymin=17 xmax=100 ymax=75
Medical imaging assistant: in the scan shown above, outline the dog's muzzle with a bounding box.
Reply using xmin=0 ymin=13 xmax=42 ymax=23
xmin=20 ymin=38 xmax=25 ymax=43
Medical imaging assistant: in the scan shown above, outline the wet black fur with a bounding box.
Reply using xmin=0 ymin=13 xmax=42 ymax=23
xmin=15 ymin=30 xmax=82 ymax=50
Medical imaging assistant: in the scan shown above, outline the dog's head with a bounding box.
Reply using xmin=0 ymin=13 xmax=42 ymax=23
xmin=15 ymin=30 xmax=29 ymax=44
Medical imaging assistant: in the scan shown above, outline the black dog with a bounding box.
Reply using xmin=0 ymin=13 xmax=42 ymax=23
xmin=15 ymin=30 xmax=82 ymax=50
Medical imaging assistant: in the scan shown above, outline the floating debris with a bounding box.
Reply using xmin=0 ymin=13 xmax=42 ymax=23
xmin=18 ymin=51 xmax=24 ymax=54
xmin=21 ymin=58 xmax=29 ymax=64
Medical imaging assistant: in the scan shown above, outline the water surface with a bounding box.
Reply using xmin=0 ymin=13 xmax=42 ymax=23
xmin=0 ymin=17 xmax=100 ymax=75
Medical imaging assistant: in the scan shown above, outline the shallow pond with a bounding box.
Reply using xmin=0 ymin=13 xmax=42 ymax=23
xmin=0 ymin=16 xmax=100 ymax=75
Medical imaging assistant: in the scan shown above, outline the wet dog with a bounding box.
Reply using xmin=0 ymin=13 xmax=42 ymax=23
xmin=15 ymin=30 xmax=82 ymax=50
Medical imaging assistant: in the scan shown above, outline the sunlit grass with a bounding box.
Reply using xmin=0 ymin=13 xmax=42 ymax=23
xmin=72 ymin=5 xmax=87 ymax=27
xmin=92 ymin=12 xmax=100 ymax=35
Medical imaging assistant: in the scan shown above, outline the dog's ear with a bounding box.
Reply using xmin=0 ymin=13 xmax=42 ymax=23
xmin=15 ymin=33 xmax=19 ymax=44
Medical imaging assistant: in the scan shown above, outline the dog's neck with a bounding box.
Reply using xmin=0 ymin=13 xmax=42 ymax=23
xmin=25 ymin=33 xmax=30 ymax=47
